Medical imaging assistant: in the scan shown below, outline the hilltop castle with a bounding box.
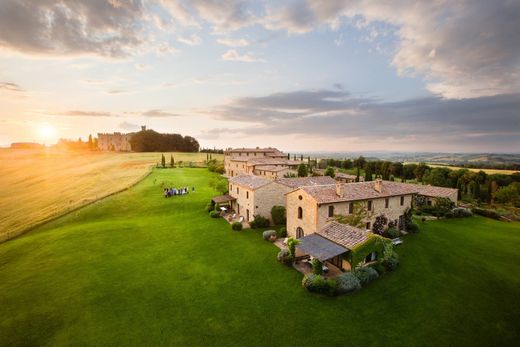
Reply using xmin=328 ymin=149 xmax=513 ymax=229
xmin=97 ymin=126 xmax=146 ymax=151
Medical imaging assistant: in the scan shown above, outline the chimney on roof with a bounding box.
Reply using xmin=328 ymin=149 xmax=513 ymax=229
xmin=374 ymin=178 xmax=383 ymax=193
xmin=336 ymin=181 xmax=344 ymax=197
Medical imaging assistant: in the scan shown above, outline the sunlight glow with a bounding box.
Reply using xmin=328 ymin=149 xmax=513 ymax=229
xmin=38 ymin=124 xmax=56 ymax=144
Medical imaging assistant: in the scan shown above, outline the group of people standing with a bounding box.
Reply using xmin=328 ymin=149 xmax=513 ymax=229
xmin=164 ymin=186 xmax=194 ymax=198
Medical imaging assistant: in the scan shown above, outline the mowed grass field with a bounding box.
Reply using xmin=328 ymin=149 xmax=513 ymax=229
xmin=404 ymin=162 xmax=519 ymax=175
xmin=0 ymin=168 xmax=519 ymax=346
xmin=0 ymin=149 xmax=221 ymax=241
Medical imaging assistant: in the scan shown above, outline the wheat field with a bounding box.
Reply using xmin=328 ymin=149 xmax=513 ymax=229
xmin=0 ymin=149 xmax=221 ymax=242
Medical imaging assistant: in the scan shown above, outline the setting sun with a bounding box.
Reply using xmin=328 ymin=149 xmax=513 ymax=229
xmin=38 ymin=124 xmax=56 ymax=143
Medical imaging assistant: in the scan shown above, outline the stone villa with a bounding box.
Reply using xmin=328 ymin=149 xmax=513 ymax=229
xmin=97 ymin=126 xmax=146 ymax=151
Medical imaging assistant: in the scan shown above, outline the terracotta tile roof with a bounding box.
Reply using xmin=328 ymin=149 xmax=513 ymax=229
xmin=276 ymin=176 xmax=336 ymax=188
xmin=301 ymin=180 xmax=418 ymax=204
xmin=318 ymin=221 xmax=371 ymax=250
xmin=409 ymin=184 xmax=458 ymax=198
xmin=226 ymin=147 xmax=281 ymax=153
xmin=254 ymin=165 xmax=292 ymax=172
xmin=228 ymin=156 xmax=250 ymax=162
xmin=229 ymin=174 xmax=272 ymax=190
xmin=246 ymin=157 xmax=293 ymax=165
xmin=335 ymin=172 xmax=357 ymax=180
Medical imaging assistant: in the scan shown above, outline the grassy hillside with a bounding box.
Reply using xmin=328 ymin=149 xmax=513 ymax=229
xmin=0 ymin=168 xmax=518 ymax=346
xmin=0 ymin=149 xmax=221 ymax=241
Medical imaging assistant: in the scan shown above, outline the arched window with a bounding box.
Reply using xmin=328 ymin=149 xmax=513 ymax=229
xmin=296 ymin=227 xmax=304 ymax=239
xmin=298 ymin=207 xmax=303 ymax=219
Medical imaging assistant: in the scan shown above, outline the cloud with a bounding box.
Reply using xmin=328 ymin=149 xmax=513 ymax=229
xmin=107 ymin=90 xmax=130 ymax=95
xmin=177 ymin=33 xmax=202 ymax=46
xmin=0 ymin=82 xmax=24 ymax=93
xmin=262 ymin=0 xmax=520 ymax=99
xmin=119 ymin=121 xmax=140 ymax=131
xmin=222 ymin=49 xmax=264 ymax=63
xmin=60 ymin=110 xmax=118 ymax=117
xmin=0 ymin=0 xmax=149 ymax=57
xmin=157 ymin=0 xmax=255 ymax=32
xmin=216 ymin=37 xmax=250 ymax=47
xmin=142 ymin=109 xmax=179 ymax=117
xmin=134 ymin=63 xmax=151 ymax=71
xmin=205 ymin=88 xmax=520 ymax=150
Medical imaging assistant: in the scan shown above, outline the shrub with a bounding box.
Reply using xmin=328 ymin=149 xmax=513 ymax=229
xmin=277 ymin=249 xmax=292 ymax=265
xmin=451 ymin=208 xmax=472 ymax=218
xmin=209 ymin=210 xmax=220 ymax=218
xmin=407 ymin=222 xmax=420 ymax=233
xmin=353 ymin=266 xmax=379 ymax=286
xmin=383 ymin=253 xmax=399 ymax=271
xmin=302 ymin=274 xmax=336 ymax=296
xmin=276 ymin=226 xmax=287 ymax=238
xmin=384 ymin=227 xmax=400 ymax=239
xmin=271 ymin=205 xmax=286 ymax=225
xmin=311 ymin=258 xmax=323 ymax=275
xmin=250 ymin=215 xmax=270 ymax=229
xmin=335 ymin=272 xmax=361 ymax=295
xmin=206 ymin=202 xmax=215 ymax=212
xmin=370 ymin=262 xmax=386 ymax=275
xmin=231 ymin=222 xmax=243 ymax=231
xmin=262 ymin=230 xmax=276 ymax=241
xmin=472 ymin=208 xmax=500 ymax=220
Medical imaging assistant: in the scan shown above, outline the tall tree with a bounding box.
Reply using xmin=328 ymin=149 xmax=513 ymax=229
xmin=324 ymin=167 xmax=335 ymax=178
xmin=297 ymin=163 xmax=308 ymax=177
xmin=88 ymin=134 xmax=93 ymax=150
xmin=161 ymin=153 xmax=166 ymax=168
xmin=170 ymin=155 xmax=175 ymax=168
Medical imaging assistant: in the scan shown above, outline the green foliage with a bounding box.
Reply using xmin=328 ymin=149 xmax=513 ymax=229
xmin=271 ymin=205 xmax=286 ymax=225
xmin=297 ymin=163 xmax=308 ymax=177
xmin=209 ymin=176 xmax=228 ymax=194
xmin=382 ymin=253 xmax=399 ymax=271
xmin=350 ymin=235 xmax=388 ymax=267
xmin=311 ymin=258 xmax=323 ymax=275
xmin=472 ymin=207 xmax=501 ymax=220
xmin=494 ymin=183 xmax=520 ymax=207
xmin=209 ymin=210 xmax=220 ymax=218
xmin=324 ymin=167 xmax=335 ymax=178
xmin=130 ymin=129 xmax=200 ymax=152
xmin=301 ymin=274 xmax=336 ymax=296
xmin=407 ymin=222 xmax=420 ymax=233
xmin=287 ymin=238 xmax=300 ymax=258
xmin=161 ymin=153 xmax=166 ymax=168
xmin=206 ymin=202 xmax=215 ymax=212
xmin=334 ymin=201 xmax=367 ymax=229
xmin=384 ymin=227 xmax=400 ymax=239
xmin=250 ymin=215 xmax=270 ymax=229
xmin=170 ymin=155 xmax=175 ymax=168
xmin=335 ymin=272 xmax=361 ymax=295
xmin=353 ymin=266 xmax=379 ymax=286
xmin=276 ymin=226 xmax=287 ymax=238
xmin=262 ymin=230 xmax=276 ymax=241
xmin=207 ymin=159 xmax=225 ymax=174
xmin=447 ymin=208 xmax=473 ymax=218
xmin=370 ymin=262 xmax=386 ymax=275
xmin=372 ymin=214 xmax=388 ymax=235
xmin=277 ymin=249 xmax=292 ymax=264
xmin=231 ymin=222 xmax=243 ymax=231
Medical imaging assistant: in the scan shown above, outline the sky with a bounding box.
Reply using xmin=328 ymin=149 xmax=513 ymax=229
xmin=0 ymin=0 xmax=519 ymax=152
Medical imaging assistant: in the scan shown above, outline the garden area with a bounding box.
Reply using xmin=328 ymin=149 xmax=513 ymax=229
xmin=0 ymin=168 xmax=519 ymax=346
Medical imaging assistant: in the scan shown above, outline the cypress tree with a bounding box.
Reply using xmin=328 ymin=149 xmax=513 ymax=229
xmin=365 ymin=166 xmax=372 ymax=181
xmin=170 ymin=155 xmax=174 ymax=168
xmin=161 ymin=153 xmax=166 ymax=168
xmin=356 ymin=167 xmax=360 ymax=182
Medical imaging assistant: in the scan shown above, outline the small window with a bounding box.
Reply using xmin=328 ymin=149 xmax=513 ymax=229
xmin=349 ymin=203 xmax=353 ymax=214
xmin=237 ymin=187 xmax=239 ymax=194
xmin=367 ymin=200 xmax=372 ymax=211
xmin=385 ymin=198 xmax=389 ymax=208
xmin=328 ymin=205 xmax=334 ymax=217
xmin=298 ymin=207 xmax=303 ymax=219
xmin=366 ymin=222 xmax=371 ymax=230
xmin=400 ymin=196 xmax=405 ymax=206
xmin=298 ymin=195 xmax=303 ymax=200
xmin=246 ymin=191 xmax=249 ymax=199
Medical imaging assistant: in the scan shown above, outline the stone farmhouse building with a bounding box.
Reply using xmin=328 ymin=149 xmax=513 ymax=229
xmin=286 ymin=179 xmax=419 ymax=239
xmin=224 ymin=147 xmax=301 ymax=177
xmin=227 ymin=175 xmax=335 ymax=223
xmin=97 ymin=126 xmax=146 ymax=151
xmin=409 ymin=184 xmax=458 ymax=205
xmin=335 ymin=172 xmax=364 ymax=183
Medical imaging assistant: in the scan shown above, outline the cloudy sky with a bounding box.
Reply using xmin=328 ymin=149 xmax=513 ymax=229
xmin=0 ymin=0 xmax=519 ymax=152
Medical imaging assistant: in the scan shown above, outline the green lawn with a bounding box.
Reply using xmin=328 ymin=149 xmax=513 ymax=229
xmin=1 ymin=168 xmax=519 ymax=346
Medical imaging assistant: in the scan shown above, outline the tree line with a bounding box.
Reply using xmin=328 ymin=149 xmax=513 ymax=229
xmin=129 ymin=129 xmax=199 ymax=152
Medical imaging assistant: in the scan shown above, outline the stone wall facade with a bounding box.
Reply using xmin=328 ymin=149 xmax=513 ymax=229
xmin=97 ymin=132 xmax=133 ymax=151
xmin=253 ymin=168 xmax=297 ymax=179
xmin=286 ymin=190 xmax=414 ymax=239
